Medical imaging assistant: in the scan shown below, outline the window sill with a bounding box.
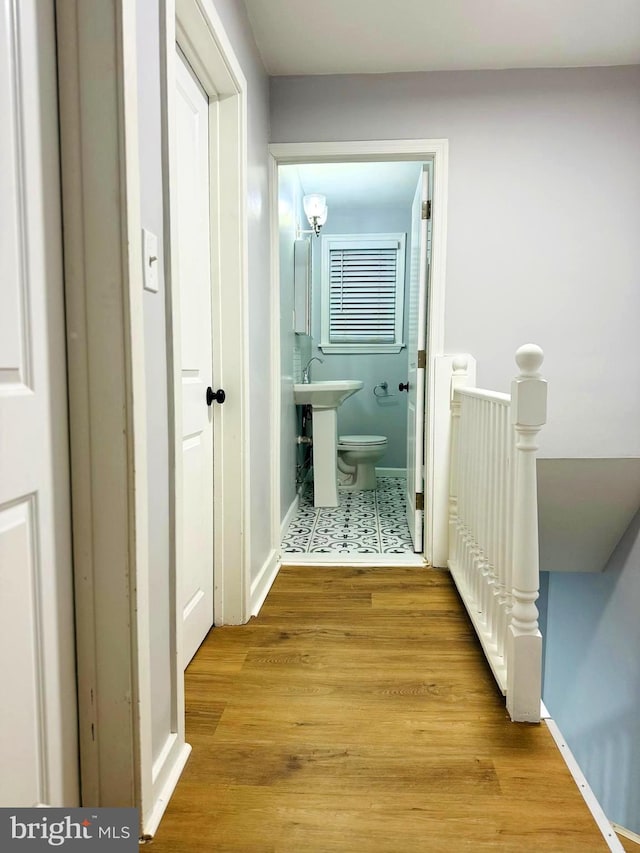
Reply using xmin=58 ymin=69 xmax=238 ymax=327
xmin=319 ymin=343 xmax=406 ymax=355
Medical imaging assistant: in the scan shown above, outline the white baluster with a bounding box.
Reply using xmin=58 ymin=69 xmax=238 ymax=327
xmin=483 ymin=399 xmax=491 ymax=619
xmin=448 ymin=356 xmax=469 ymax=573
xmin=506 ymin=344 xmax=547 ymax=722
xmin=495 ymin=402 xmax=505 ymax=644
xmin=479 ymin=398 xmax=489 ymax=622
xmin=471 ymin=396 xmax=480 ymax=606
xmin=473 ymin=396 xmax=483 ymax=606
xmin=489 ymin=403 xmax=500 ymax=632
xmin=462 ymin=396 xmax=473 ymax=593
xmin=486 ymin=400 xmax=498 ymax=645
xmin=470 ymin=395 xmax=478 ymax=598
xmin=504 ymin=412 xmax=517 ymax=660
xmin=496 ymin=403 xmax=509 ymax=660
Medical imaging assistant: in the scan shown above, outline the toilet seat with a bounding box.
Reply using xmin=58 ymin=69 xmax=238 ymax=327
xmin=338 ymin=434 xmax=387 ymax=447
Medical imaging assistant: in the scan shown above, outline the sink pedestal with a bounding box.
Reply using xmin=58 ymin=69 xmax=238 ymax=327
xmin=311 ymin=407 xmax=339 ymax=507
xmin=292 ymin=380 xmax=364 ymax=509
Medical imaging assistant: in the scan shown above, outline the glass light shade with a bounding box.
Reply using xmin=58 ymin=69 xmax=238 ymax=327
xmin=303 ymin=194 xmax=327 ymax=221
xmin=317 ymin=206 xmax=328 ymax=226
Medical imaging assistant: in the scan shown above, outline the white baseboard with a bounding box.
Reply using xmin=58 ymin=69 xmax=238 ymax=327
xmin=144 ymin=738 xmax=192 ymax=838
xmin=281 ymin=492 xmax=300 ymax=540
xmin=250 ymin=548 xmax=280 ymax=616
xmin=544 ymin=717 xmax=624 ymax=852
xmin=377 ymin=467 xmax=406 ymax=478
xmin=306 ymin=468 xmax=405 ymax=484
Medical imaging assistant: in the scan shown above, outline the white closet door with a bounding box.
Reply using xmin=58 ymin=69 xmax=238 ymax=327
xmin=0 ymin=0 xmax=78 ymax=806
xmin=175 ymin=49 xmax=216 ymax=666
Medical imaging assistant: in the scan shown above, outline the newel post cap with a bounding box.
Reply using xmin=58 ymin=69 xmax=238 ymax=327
xmin=452 ymin=354 xmax=469 ymax=373
xmin=515 ymin=344 xmax=544 ymax=378
xmin=450 ymin=354 xmax=470 ymax=404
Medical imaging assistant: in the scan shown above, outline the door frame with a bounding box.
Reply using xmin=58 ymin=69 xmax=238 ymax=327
xmin=165 ymin=0 xmax=250 ymax=631
xmin=268 ymin=140 xmax=448 ymax=566
xmin=57 ymin=0 xmax=153 ymax=827
xmin=57 ymin=0 xmax=249 ymax=835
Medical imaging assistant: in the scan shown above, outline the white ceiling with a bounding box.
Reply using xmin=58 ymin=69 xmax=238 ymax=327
xmin=294 ymin=162 xmax=424 ymax=208
xmin=244 ymin=0 xmax=640 ymax=76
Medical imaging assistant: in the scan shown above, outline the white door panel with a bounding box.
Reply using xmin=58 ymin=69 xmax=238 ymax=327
xmin=0 ymin=0 xmax=78 ymax=806
xmin=181 ymin=375 xmax=208 ymax=437
xmin=0 ymin=501 xmax=44 ymax=806
xmin=405 ymin=167 xmax=430 ymax=552
xmin=175 ymin=49 xmax=215 ymax=666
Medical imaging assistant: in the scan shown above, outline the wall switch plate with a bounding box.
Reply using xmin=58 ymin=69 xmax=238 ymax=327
xmin=142 ymin=228 xmax=159 ymax=293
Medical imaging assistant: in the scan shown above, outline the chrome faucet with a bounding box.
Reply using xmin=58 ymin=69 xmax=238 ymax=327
xmin=302 ymin=356 xmax=324 ymax=384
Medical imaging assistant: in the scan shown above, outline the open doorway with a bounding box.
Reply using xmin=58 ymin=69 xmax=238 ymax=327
xmin=269 ymin=140 xmax=448 ymax=567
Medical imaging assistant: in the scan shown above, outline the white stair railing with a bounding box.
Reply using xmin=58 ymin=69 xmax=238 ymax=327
xmin=448 ymin=345 xmax=547 ymax=722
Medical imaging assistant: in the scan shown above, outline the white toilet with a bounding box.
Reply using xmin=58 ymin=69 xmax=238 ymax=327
xmin=337 ymin=434 xmax=388 ymax=491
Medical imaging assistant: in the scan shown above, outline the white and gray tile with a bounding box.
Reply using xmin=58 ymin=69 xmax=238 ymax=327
xmin=282 ymin=476 xmax=415 ymax=555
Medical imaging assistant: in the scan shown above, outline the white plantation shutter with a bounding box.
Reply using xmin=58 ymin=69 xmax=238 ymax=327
xmin=321 ymin=234 xmax=406 ymax=353
xmin=329 ymin=244 xmax=397 ymax=343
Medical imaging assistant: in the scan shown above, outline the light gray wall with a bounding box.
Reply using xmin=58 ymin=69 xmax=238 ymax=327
xmin=543 ymin=512 xmax=640 ymax=834
xmin=270 ymin=66 xmax=640 ymax=459
xmin=538 ymin=458 xmax=640 ymax=573
xmin=136 ymin=0 xmax=171 ymax=766
xmin=308 ymin=204 xmax=411 ymax=468
xmin=211 ymin=0 xmax=273 ymax=582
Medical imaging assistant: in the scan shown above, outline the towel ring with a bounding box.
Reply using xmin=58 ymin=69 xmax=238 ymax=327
xmin=374 ymin=381 xmax=394 ymax=398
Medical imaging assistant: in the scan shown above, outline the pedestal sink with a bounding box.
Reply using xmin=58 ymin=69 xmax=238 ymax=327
xmin=294 ymin=380 xmax=363 ymax=507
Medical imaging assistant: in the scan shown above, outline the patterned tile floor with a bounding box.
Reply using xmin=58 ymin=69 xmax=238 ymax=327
xmin=281 ymin=476 xmax=415 ymax=555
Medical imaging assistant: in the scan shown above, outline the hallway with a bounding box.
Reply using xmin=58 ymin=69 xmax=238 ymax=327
xmin=149 ymin=566 xmax=607 ymax=852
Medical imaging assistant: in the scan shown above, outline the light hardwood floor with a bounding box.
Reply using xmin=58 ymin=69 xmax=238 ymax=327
xmin=149 ymin=566 xmax=609 ymax=852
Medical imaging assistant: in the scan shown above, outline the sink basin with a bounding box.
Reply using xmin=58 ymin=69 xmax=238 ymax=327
xmin=293 ymin=379 xmax=363 ymax=409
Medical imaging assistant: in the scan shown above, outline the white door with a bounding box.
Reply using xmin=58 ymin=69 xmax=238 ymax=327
xmin=175 ymin=50 xmax=216 ymax=666
xmin=405 ymin=166 xmax=431 ymax=552
xmin=0 ymin=0 xmax=78 ymax=806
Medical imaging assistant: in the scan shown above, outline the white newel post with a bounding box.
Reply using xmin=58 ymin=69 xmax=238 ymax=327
xmin=448 ymin=356 xmax=469 ymax=569
xmin=507 ymin=345 xmax=547 ymax=722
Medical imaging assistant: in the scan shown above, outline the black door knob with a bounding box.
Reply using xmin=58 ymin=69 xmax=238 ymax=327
xmin=399 ymin=382 xmax=409 ymax=392
xmin=206 ymin=387 xmax=226 ymax=406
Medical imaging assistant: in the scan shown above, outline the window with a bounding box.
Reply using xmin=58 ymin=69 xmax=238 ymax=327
xmin=320 ymin=233 xmax=406 ymax=354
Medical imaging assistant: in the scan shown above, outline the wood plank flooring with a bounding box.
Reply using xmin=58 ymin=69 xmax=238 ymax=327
xmin=616 ymin=830 xmax=640 ymax=853
xmin=149 ymin=566 xmax=608 ymax=852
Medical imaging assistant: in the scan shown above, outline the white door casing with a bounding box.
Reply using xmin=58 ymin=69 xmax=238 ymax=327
xmin=169 ymin=0 xmax=250 ymax=634
xmin=405 ymin=166 xmax=430 ymax=552
xmin=0 ymin=0 xmax=78 ymax=806
xmin=269 ymin=140 xmax=447 ymax=565
xmin=175 ymin=49 xmax=215 ymax=667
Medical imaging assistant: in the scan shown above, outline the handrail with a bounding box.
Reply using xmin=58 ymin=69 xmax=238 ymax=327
xmin=456 ymin=387 xmax=511 ymax=404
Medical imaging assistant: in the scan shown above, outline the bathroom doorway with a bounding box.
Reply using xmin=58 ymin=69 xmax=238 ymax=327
xmin=269 ymin=140 xmax=448 ymax=567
